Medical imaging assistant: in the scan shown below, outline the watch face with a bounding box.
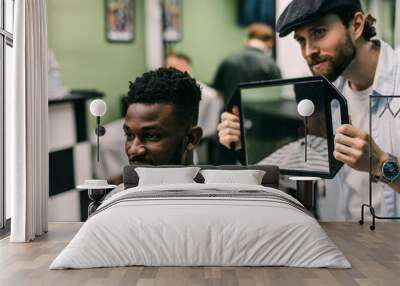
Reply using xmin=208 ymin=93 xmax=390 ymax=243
xmin=382 ymin=161 xmax=400 ymax=182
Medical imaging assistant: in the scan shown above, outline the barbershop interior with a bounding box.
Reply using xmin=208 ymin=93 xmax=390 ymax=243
xmin=1 ymin=0 xmax=400 ymax=285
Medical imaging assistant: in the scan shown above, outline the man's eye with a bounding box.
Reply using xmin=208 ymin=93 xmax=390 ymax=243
xmin=125 ymin=133 xmax=134 ymax=141
xmin=145 ymin=133 xmax=160 ymax=140
xmin=313 ymin=28 xmax=326 ymax=38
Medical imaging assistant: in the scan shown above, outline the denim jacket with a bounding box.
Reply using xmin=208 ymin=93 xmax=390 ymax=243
xmin=318 ymin=40 xmax=400 ymax=220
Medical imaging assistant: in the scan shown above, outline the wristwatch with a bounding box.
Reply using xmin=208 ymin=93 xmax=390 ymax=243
xmin=373 ymin=153 xmax=400 ymax=184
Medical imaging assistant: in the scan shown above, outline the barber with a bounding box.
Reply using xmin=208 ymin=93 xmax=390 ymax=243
xmin=218 ymin=0 xmax=400 ymax=220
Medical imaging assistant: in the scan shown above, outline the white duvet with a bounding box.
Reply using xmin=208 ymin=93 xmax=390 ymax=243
xmin=50 ymin=183 xmax=350 ymax=269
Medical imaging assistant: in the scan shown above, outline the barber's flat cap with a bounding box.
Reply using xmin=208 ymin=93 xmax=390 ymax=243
xmin=276 ymin=0 xmax=361 ymax=37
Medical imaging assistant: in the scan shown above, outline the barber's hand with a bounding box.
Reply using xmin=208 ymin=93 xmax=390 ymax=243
xmin=217 ymin=106 xmax=242 ymax=150
xmin=334 ymin=124 xmax=387 ymax=176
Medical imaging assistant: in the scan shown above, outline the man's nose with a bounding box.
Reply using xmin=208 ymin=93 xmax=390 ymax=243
xmin=304 ymin=41 xmax=318 ymax=59
xmin=127 ymin=138 xmax=146 ymax=157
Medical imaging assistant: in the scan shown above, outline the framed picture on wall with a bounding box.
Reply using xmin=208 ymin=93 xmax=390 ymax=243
xmin=105 ymin=0 xmax=135 ymax=42
xmin=162 ymin=0 xmax=182 ymax=42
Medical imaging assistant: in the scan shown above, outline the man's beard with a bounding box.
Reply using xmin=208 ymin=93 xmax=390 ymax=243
xmin=307 ymin=34 xmax=356 ymax=81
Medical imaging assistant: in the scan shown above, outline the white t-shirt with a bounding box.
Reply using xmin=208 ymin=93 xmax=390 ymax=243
xmin=342 ymin=82 xmax=383 ymax=219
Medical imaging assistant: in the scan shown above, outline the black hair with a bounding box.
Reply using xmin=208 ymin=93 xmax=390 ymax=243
xmin=332 ymin=8 xmax=377 ymax=41
xmin=126 ymin=67 xmax=201 ymax=126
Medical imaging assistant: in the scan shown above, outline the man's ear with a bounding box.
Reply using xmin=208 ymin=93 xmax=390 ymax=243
xmin=185 ymin=126 xmax=203 ymax=151
xmin=351 ymin=12 xmax=366 ymax=42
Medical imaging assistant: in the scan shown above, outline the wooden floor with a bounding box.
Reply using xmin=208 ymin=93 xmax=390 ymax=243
xmin=0 ymin=222 xmax=399 ymax=286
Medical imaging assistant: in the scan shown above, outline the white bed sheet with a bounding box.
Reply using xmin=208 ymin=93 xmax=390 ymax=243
xmin=50 ymin=183 xmax=350 ymax=269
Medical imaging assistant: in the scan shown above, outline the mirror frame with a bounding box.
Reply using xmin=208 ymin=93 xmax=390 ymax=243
xmin=227 ymin=76 xmax=349 ymax=179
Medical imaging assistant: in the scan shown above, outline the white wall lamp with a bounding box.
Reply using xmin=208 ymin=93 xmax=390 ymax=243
xmin=89 ymin=99 xmax=107 ymax=162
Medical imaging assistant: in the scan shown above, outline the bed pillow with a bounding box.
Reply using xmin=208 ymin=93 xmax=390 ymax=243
xmin=135 ymin=167 xmax=201 ymax=186
xmin=200 ymin=169 xmax=266 ymax=185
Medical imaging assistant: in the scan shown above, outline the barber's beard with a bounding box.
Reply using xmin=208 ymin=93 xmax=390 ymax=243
xmin=307 ymin=34 xmax=356 ymax=81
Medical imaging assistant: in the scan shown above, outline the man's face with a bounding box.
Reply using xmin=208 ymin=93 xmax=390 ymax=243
xmin=166 ymin=56 xmax=192 ymax=74
xmin=123 ymin=103 xmax=188 ymax=165
xmin=294 ymin=14 xmax=356 ymax=81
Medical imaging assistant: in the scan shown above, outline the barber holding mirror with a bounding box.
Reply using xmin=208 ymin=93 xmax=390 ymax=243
xmin=218 ymin=0 xmax=400 ymax=221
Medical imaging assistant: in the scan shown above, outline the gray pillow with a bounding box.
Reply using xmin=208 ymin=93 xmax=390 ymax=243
xmin=135 ymin=167 xmax=201 ymax=186
xmin=200 ymin=169 xmax=266 ymax=185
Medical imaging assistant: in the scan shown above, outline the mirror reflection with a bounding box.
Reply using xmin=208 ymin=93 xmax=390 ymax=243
xmin=241 ymin=81 xmax=329 ymax=173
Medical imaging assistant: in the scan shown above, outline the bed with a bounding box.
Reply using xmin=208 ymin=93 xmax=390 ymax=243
xmin=50 ymin=165 xmax=350 ymax=269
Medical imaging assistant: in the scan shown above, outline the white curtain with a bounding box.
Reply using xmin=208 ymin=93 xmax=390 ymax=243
xmin=7 ymin=0 xmax=48 ymax=242
xmin=145 ymin=0 xmax=163 ymax=70
xmin=395 ymin=0 xmax=400 ymax=50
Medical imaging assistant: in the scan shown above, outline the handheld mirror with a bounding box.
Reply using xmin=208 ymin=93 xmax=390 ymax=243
xmin=228 ymin=76 xmax=349 ymax=179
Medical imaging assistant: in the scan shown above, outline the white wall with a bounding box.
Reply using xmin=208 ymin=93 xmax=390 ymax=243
xmin=276 ymin=0 xmax=311 ymax=78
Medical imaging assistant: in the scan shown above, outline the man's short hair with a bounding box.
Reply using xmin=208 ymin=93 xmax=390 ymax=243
xmin=247 ymin=23 xmax=274 ymax=41
xmin=126 ymin=67 xmax=201 ymax=126
xmin=332 ymin=8 xmax=377 ymax=41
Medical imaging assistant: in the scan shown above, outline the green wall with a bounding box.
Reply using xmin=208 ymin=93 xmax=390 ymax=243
xmin=47 ymin=0 xmax=146 ymax=130
xmin=172 ymin=0 xmax=247 ymax=85
xmin=47 ymin=0 xmax=247 ymax=130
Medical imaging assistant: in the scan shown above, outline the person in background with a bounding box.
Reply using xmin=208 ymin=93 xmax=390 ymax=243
xmin=165 ymin=52 xmax=193 ymax=75
xmin=212 ymin=23 xmax=282 ymax=103
xmin=218 ymin=0 xmax=400 ymax=221
xmin=212 ymin=23 xmax=282 ymax=164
